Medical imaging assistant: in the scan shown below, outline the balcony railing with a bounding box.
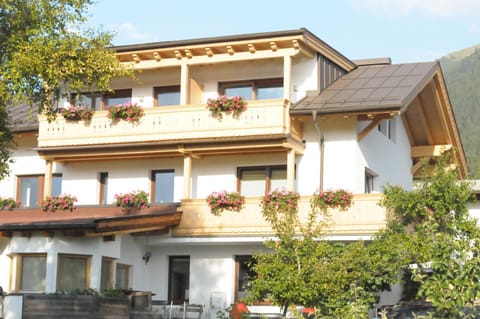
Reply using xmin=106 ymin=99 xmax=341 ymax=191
xmin=174 ymin=194 xmax=387 ymax=237
xmin=37 ymin=99 xmax=291 ymax=148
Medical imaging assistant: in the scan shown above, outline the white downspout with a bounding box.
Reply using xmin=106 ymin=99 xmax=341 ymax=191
xmin=312 ymin=110 xmax=324 ymax=191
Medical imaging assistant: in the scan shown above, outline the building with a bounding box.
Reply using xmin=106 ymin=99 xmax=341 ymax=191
xmin=0 ymin=28 xmax=466 ymax=318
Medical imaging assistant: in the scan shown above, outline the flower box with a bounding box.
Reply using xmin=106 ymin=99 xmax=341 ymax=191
xmin=206 ymin=191 xmax=245 ymax=215
xmin=114 ymin=190 xmax=150 ymax=210
xmin=311 ymin=189 xmax=353 ymax=211
xmin=41 ymin=194 xmax=77 ymax=212
xmin=0 ymin=197 xmax=20 ymax=211
xmin=107 ymin=102 xmax=144 ymax=123
xmin=206 ymin=95 xmax=247 ymax=119
xmin=61 ymin=106 xmax=94 ymax=121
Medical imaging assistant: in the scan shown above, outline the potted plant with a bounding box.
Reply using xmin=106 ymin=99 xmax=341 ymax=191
xmin=61 ymin=105 xmax=95 ymax=121
xmin=311 ymin=189 xmax=353 ymax=211
xmin=206 ymin=95 xmax=247 ymax=119
xmin=107 ymin=102 xmax=144 ymax=123
xmin=41 ymin=194 xmax=77 ymax=212
xmin=114 ymin=190 xmax=150 ymax=211
xmin=206 ymin=190 xmax=245 ymax=215
xmin=0 ymin=197 xmax=20 ymax=211
xmin=261 ymin=189 xmax=300 ymax=211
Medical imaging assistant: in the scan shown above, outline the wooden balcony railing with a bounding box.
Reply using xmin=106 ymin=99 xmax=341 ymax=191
xmin=174 ymin=194 xmax=387 ymax=237
xmin=37 ymin=99 xmax=292 ymax=148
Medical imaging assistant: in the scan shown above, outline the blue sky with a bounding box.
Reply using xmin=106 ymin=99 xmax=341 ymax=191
xmin=87 ymin=0 xmax=480 ymax=63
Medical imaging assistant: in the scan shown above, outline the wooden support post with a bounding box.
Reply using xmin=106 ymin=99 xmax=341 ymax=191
xmin=44 ymin=159 xmax=53 ymax=198
xmin=180 ymin=63 xmax=190 ymax=105
xmin=287 ymin=149 xmax=296 ymax=191
xmin=183 ymin=155 xmax=192 ymax=200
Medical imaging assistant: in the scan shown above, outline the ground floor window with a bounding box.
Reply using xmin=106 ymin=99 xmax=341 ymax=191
xmin=115 ymin=263 xmax=131 ymax=289
xmin=235 ymin=255 xmax=256 ymax=301
xmin=15 ymin=254 xmax=47 ymax=292
xmin=100 ymin=257 xmax=114 ymax=291
xmin=168 ymin=256 xmax=190 ymax=303
xmin=57 ymin=254 xmax=91 ymax=291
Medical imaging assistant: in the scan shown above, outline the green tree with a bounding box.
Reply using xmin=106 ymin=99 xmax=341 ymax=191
xmin=381 ymin=156 xmax=480 ymax=318
xmin=0 ymin=0 xmax=133 ymax=178
xmin=246 ymin=190 xmax=402 ymax=318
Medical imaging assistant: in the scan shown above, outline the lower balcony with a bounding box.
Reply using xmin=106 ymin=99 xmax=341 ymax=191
xmin=174 ymin=194 xmax=387 ymax=238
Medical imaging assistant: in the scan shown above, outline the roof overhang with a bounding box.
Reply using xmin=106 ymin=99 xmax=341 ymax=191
xmin=113 ymin=28 xmax=356 ymax=72
xmin=0 ymin=204 xmax=182 ymax=237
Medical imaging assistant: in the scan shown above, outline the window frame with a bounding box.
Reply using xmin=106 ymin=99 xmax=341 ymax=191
xmin=17 ymin=175 xmax=44 ymax=208
xmin=115 ymin=263 xmax=131 ymax=289
xmin=150 ymin=169 xmax=175 ymax=204
xmin=168 ymin=255 xmax=190 ymax=304
xmin=237 ymin=165 xmax=288 ymax=196
xmin=365 ymin=168 xmax=377 ymax=194
xmin=234 ymin=255 xmax=256 ymax=302
xmin=219 ymin=78 xmax=283 ymax=100
xmin=14 ymin=253 xmax=47 ymax=292
xmin=70 ymin=89 xmax=132 ymax=110
xmin=153 ymin=85 xmax=181 ymax=106
xmin=56 ymin=253 xmax=91 ymax=291
xmin=100 ymin=257 xmax=115 ymax=291
xmin=99 ymin=172 xmax=109 ymax=205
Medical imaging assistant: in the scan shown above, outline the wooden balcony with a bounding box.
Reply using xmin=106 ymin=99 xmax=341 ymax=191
xmin=37 ymin=99 xmax=298 ymax=150
xmin=174 ymin=194 xmax=387 ymax=238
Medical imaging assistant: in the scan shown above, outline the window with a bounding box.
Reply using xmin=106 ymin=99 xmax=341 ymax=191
xmin=17 ymin=174 xmax=62 ymax=208
xmin=238 ymin=166 xmax=288 ymax=196
xmin=168 ymin=256 xmax=190 ymax=304
xmin=151 ymin=170 xmax=175 ymax=203
xmin=71 ymin=89 xmax=132 ymax=110
xmin=220 ymin=78 xmax=283 ymax=100
xmin=154 ymin=86 xmax=180 ymax=106
xmin=52 ymin=174 xmax=62 ymax=196
xmin=15 ymin=254 xmax=47 ymax=292
xmin=100 ymin=257 xmax=114 ymax=291
xmin=57 ymin=254 xmax=91 ymax=291
xmin=115 ymin=263 xmax=130 ymax=289
xmin=99 ymin=172 xmax=109 ymax=205
xmin=378 ymin=118 xmax=396 ymax=141
xmin=365 ymin=168 xmax=377 ymax=193
xmin=235 ymin=255 xmax=256 ymax=302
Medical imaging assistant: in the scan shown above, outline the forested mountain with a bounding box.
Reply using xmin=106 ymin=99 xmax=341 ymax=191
xmin=440 ymin=45 xmax=480 ymax=177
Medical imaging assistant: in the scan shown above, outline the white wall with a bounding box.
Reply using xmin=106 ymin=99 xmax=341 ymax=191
xmin=358 ymin=116 xmax=413 ymax=191
xmin=291 ymin=55 xmax=318 ymax=102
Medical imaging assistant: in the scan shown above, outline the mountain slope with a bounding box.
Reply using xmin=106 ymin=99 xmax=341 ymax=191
xmin=440 ymin=46 xmax=480 ymax=177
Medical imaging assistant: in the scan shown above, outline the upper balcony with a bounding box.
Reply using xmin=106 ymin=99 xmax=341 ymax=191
xmin=37 ymin=99 xmax=303 ymax=160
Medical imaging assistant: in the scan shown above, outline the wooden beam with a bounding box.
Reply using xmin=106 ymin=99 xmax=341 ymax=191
xmin=411 ymin=144 xmax=452 ymax=158
xmin=292 ymin=39 xmax=300 ymax=49
xmin=205 ymin=47 xmax=213 ymax=57
xmin=248 ymin=43 xmax=256 ymax=53
xmin=42 ymin=231 xmax=54 ymax=238
xmin=153 ymin=51 xmax=161 ymax=61
xmin=184 ymin=49 xmax=193 ymax=59
xmin=132 ymin=54 xmax=140 ymax=63
xmin=174 ymin=50 xmax=182 ymax=59
xmin=226 ymin=45 xmax=234 ymax=55
xmin=357 ymin=116 xmax=387 ymax=141
xmin=269 ymin=41 xmax=278 ymax=51
xmin=20 ymin=231 xmax=32 ymax=238
xmin=0 ymin=231 xmax=12 ymax=238
xmin=411 ymin=161 xmax=423 ymax=176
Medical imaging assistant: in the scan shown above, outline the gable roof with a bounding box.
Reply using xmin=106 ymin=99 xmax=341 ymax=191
xmin=9 ymin=104 xmax=39 ymax=132
xmin=291 ymin=60 xmax=468 ymax=178
xmin=291 ymin=61 xmax=437 ymax=115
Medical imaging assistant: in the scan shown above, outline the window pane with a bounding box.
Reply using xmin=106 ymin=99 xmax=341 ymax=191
xmin=153 ymin=170 xmax=175 ymax=203
xmin=20 ymin=177 xmax=39 ymax=208
xmin=270 ymin=168 xmax=287 ymax=192
xmin=256 ymin=86 xmax=283 ymax=99
xmin=224 ymin=85 xmax=252 ymax=99
xmin=94 ymin=95 xmax=102 ymax=111
xmin=236 ymin=256 xmax=256 ymax=301
xmin=76 ymin=94 xmax=93 ymax=108
xmin=52 ymin=175 xmax=62 ymax=197
xmin=99 ymin=172 xmax=108 ymax=205
xmin=100 ymin=258 xmax=113 ymax=291
xmin=169 ymin=256 xmax=190 ymax=303
xmin=116 ymin=264 xmax=130 ymax=289
xmin=57 ymin=255 xmax=88 ymax=291
xmin=157 ymin=91 xmax=180 ymax=106
xmin=21 ymin=255 xmax=46 ymax=291
xmin=240 ymin=169 xmax=266 ymax=197
xmin=105 ymin=96 xmax=131 ymax=106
